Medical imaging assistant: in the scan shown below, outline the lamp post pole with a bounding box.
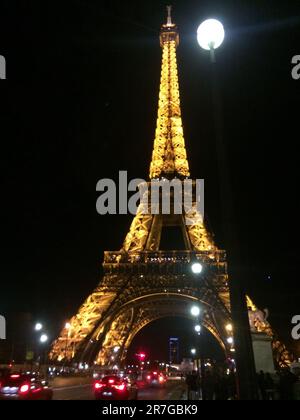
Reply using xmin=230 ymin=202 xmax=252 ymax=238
xmin=39 ymin=334 xmax=49 ymax=376
xmin=190 ymin=304 xmax=203 ymax=400
xmin=197 ymin=19 xmax=259 ymax=400
xmin=209 ymin=35 xmax=258 ymax=403
xmin=195 ymin=323 xmax=205 ymax=401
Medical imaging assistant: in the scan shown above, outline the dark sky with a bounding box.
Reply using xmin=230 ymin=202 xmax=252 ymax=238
xmin=1 ymin=0 xmax=300 ymax=360
xmin=127 ymin=317 xmax=224 ymax=363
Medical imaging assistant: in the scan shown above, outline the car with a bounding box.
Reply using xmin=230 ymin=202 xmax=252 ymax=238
xmin=145 ymin=371 xmax=167 ymax=388
xmin=94 ymin=375 xmax=138 ymax=400
xmin=0 ymin=373 xmax=53 ymax=400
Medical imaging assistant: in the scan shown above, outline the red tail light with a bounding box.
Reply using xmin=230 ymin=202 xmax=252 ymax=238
xmin=10 ymin=375 xmax=20 ymax=379
xmin=159 ymin=376 xmax=165 ymax=383
xmin=94 ymin=382 xmax=104 ymax=390
xmin=113 ymin=383 xmax=125 ymax=391
xmin=19 ymin=384 xmax=30 ymax=394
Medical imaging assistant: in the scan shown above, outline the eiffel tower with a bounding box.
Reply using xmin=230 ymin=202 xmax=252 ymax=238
xmin=50 ymin=8 xmax=292 ymax=369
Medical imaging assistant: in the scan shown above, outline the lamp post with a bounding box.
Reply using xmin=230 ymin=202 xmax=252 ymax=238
xmin=33 ymin=322 xmax=44 ymax=369
xmin=197 ymin=19 xmax=258 ymax=400
xmin=35 ymin=323 xmax=43 ymax=332
xmin=39 ymin=334 xmax=49 ymax=375
xmin=190 ymin=260 xmax=206 ymax=384
xmin=191 ymin=305 xmax=201 ymax=318
xmin=40 ymin=334 xmax=48 ymax=344
xmin=136 ymin=352 xmax=146 ymax=376
xmin=190 ymin=305 xmax=204 ymax=387
xmin=190 ymin=348 xmax=198 ymax=372
xmin=195 ymin=325 xmax=201 ymax=334
xmin=197 ymin=19 xmax=225 ymax=63
xmin=191 ymin=262 xmax=203 ymax=275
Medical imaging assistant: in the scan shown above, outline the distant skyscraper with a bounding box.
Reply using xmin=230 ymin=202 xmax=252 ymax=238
xmin=169 ymin=337 xmax=179 ymax=364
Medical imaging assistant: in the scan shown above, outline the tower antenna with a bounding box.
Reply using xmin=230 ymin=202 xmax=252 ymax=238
xmin=166 ymin=5 xmax=172 ymax=26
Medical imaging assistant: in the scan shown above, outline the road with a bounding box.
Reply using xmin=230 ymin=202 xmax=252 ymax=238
xmin=53 ymin=378 xmax=186 ymax=401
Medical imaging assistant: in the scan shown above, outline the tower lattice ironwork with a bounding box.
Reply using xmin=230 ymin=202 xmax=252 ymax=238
xmin=50 ymin=9 xmax=292 ymax=369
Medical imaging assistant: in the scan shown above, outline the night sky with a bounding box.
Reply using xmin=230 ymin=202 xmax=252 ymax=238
xmin=1 ymin=0 xmax=300 ymax=360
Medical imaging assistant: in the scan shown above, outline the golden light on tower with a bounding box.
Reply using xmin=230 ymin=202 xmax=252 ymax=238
xmin=49 ymin=8 xmax=293 ymax=371
xmin=226 ymin=323 xmax=233 ymax=333
xmin=149 ymin=5 xmax=190 ymax=179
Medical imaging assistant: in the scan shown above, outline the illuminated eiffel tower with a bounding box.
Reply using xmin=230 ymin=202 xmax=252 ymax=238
xmin=50 ymin=8 xmax=292 ymax=369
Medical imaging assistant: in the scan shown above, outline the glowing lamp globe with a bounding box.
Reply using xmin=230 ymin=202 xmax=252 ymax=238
xmin=197 ymin=19 xmax=225 ymax=51
xmin=191 ymin=262 xmax=203 ymax=275
xmin=40 ymin=334 xmax=48 ymax=344
xmin=35 ymin=323 xmax=43 ymax=332
xmin=191 ymin=306 xmax=201 ymax=317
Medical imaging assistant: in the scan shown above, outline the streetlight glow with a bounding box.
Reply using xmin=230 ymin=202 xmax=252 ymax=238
xmin=35 ymin=323 xmax=43 ymax=332
xmin=227 ymin=337 xmax=234 ymax=345
xmin=195 ymin=325 xmax=201 ymax=333
xmin=40 ymin=334 xmax=48 ymax=344
xmin=197 ymin=19 xmax=225 ymax=51
xmin=191 ymin=348 xmax=197 ymax=355
xmin=191 ymin=306 xmax=201 ymax=317
xmin=191 ymin=262 xmax=203 ymax=275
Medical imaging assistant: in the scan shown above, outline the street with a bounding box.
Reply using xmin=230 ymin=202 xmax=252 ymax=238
xmin=53 ymin=378 xmax=186 ymax=401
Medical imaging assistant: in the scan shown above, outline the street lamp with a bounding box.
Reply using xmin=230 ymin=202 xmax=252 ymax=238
xmin=197 ymin=19 xmax=225 ymax=62
xmin=191 ymin=348 xmax=197 ymax=356
xmin=38 ymin=334 xmax=49 ymax=373
xmin=227 ymin=337 xmax=234 ymax=345
xmin=191 ymin=262 xmax=203 ymax=275
xmin=35 ymin=323 xmax=43 ymax=332
xmin=191 ymin=306 xmax=201 ymax=318
xmin=190 ymin=305 xmax=205 ymax=386
xmin=40 ymin=334 xmax=48 ymax=344
xmin=196 ymin=17 xmax=258 ymax=399
xmin=195 ymin=325 xmax=201 ymax=334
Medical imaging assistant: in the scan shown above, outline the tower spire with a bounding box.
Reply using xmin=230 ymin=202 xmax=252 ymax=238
xmin=149 ymin=9 xmax=190 ymax=180
xmin=166 ymin=5 xmax=172 ymax=26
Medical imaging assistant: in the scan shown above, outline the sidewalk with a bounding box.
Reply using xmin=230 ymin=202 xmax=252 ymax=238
xmin=168 ymin=382 xmax=188 ymax=400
